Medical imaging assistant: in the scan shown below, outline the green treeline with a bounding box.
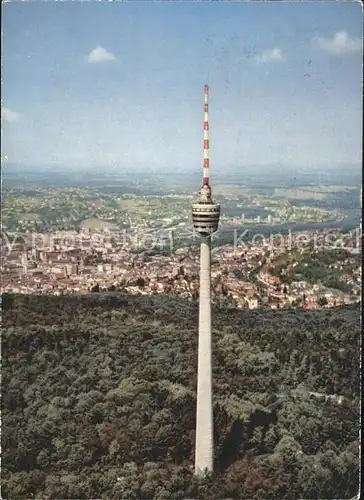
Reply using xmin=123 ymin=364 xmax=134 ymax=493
xmin=270 ymin=249 xmax=359 ymax=293
xmin=1 ymin=293 xmax=360 ymax=499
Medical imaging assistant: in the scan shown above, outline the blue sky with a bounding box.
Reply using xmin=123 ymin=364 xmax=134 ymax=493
xmin=2 ymin=0 xmax=362 ymax=172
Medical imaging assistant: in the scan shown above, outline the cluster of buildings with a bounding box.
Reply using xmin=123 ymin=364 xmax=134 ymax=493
xmin=1 ymin=227 xmax=360 ymax=310
xmin=257 ymin=270 xmax=359 ymax=309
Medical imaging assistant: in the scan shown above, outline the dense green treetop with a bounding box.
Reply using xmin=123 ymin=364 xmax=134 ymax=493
xmin=1 ymin=293 xmax=360 ymax=499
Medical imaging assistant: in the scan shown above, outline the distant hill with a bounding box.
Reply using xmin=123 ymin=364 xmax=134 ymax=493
xmin=1 ymin=293 xmax=360 ymax=499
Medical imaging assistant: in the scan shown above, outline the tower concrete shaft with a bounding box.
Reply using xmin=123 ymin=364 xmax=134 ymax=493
xmin=192 ymin=84 xmax=220 ymax=477
xmin=195 ymin=235 xmax=213 ymax=475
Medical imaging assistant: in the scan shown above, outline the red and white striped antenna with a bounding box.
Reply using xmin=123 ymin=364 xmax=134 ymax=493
xmin=203 ymin=84 xmax=210 ymax=186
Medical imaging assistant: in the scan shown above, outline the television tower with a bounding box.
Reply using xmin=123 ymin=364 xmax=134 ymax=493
xmin=192 ymin=84 xmax=221 ymax=475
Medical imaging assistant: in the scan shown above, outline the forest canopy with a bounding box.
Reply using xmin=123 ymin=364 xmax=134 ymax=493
xmin=1 ymin=292 xmax=360 ymax=499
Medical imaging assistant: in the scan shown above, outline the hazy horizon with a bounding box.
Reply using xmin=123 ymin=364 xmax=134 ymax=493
xmin=3 ymin=161 xmax=361 ymax=173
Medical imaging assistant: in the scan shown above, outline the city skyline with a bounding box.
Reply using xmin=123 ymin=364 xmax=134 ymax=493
xmin=2 ymin=1 xmax=362 ymax=170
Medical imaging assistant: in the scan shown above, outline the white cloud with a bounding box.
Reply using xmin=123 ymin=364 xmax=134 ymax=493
xmin=85 ymin=46 xmax=117 ymax=64
xmin=315 ymin=31 xmax=361 ymax=55
xmin=2 ymin=107 xmax=22 ymax=123
xmin=254 ymin=48 xmax=284 ymax=64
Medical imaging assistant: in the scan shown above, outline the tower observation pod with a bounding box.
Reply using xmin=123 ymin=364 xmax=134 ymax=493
xmin=192 ymin=84 xmax=221 ymax=235
xmin=192 ymin=84 xmax=220 ymax=477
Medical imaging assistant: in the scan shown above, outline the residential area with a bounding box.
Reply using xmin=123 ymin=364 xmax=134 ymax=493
xmin=1 ymin=227 xmax=360 ymax=310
